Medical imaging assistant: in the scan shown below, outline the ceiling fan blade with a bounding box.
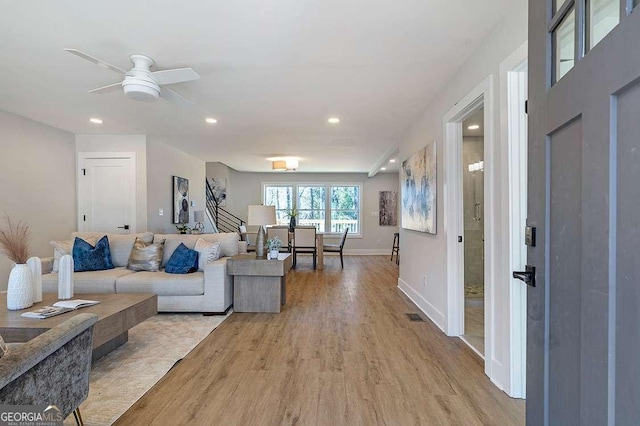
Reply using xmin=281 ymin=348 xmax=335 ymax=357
xmin=64 ymin=49 xmax=126 ymax=74
xmin=88 ymin=82 xmax=122 ymax=94
xmin=160 ymin=87 xmax=194 ymax=107
xmin=151 ymin=68 xmax=200 ymax=85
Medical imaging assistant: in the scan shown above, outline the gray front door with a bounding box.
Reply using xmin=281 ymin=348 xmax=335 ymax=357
xmin=527 ymin=1 xmax=640 ymax=424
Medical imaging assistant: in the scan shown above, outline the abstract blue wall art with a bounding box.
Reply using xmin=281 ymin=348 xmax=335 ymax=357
xmin=401 ymin=141 xmax=436 ymax=234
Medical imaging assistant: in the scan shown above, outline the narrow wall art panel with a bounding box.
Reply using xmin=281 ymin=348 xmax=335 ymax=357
xmin=379 ymin=191 xmax=398 ymax=226
xmin=401 ymin=141 xmax=437 ymax=234
xmin=173 ymin=176 xmax=190 ymax=224
xmin=207 ymin=177 xmax=227 ymax=207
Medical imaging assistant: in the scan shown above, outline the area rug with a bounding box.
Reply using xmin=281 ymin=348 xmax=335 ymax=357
xmin=64 ymin=312 xmax=230 ymax=425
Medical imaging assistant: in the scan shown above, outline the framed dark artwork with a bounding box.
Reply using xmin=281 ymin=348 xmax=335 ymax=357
xmin=173 ymin=176 xmax=190 ymax=224
xmin=401 ymin=141 xmax=437 ymax=234
xmin=379 ymin=191 xmax=398 ymax=226
xmin=207 ymin=177 xmax=227 ymax=207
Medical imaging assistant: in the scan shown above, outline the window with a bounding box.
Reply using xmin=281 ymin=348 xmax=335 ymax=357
xmin=297 ymin=185 xmax=326 ymax=232
xmin=553 ymin=7 xmax=576 ymax=83
xmin=263 ymin=183 xmax=362 ymax=236
xmin=264 ymin=185 xmax=293 ymax=226
xmin=331 ymin=186 xmax=360 ymax=233
xmin=589 ymin=0 xmax=619 ymax=49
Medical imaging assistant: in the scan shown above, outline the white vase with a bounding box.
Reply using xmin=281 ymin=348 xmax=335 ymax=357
xmin=27 ymin=257 xmax=43 ymax=303
xmin=269 ymin=249 xmax=279 ymax=260
xmin=58 ymin=254 xmax=74 ymax=300
xmin=7 ymin=264 xmax=34 ymax=310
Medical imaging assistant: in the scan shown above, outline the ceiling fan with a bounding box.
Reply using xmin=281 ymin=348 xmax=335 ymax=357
xmin=65 ymin=49 xmax=200 ymax=106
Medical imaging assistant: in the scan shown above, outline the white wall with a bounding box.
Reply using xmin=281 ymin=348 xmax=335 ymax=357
xmin=0 ymin=110 xmax=76 ymax=289
xmin=147 ymin=138 xmax=208 ymax=234
xmin=75 ymin=135 xmax=148 ymax=231
xmin=206 ymin=162 xmax=399 ymax=252
xmin=397 ymin=0 xmax=527 ymax=392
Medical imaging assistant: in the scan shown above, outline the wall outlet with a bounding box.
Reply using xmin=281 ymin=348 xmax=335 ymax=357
xmin=371 ymin=211 xmax=379 ymax=217
xmin=159 ymin=209 xmax=164 ymax=216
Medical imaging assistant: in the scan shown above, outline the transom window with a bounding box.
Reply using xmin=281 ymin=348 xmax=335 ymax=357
xmin=263 ymin=183 xmax=362 ymax=236
xmin=550 ymin=0 xmax=628 ymax=85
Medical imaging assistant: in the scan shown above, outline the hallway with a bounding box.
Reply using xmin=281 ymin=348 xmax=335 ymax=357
xmin=118 ymin=256 xmax=524 ymax=425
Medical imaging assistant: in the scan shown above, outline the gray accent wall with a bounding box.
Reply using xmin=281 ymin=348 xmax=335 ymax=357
xmin=0 ymin=110 xmax=76 ymax=289
xmin=206 ymin=162 xmax=399 ymax=252
xmin=147 ymin=138 xmax=209 ymax=234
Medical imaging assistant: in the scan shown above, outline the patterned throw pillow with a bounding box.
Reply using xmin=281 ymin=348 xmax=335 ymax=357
xmin=72 ymin=236 xmax=115 ymax=272
xmin=127 ymin=238 xmax=165 ymax=272
xmin=194 ymin=238 xmax=222 ymax=271
xmin=50 ymin=236 xmax=98 ymax=272
xmin=165 ymin=243 xmax=199 ymax=274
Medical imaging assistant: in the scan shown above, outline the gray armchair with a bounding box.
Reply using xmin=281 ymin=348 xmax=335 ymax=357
xmin=0 ymin=313 xmax=98 ymax=424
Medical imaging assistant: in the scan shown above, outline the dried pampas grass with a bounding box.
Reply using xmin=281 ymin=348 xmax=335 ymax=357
xmin=0 ymin=215 xmax=30 ymax=264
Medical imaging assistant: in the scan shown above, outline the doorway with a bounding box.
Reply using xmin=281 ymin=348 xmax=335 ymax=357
xmin=443 ymin=75 xmax=496 ymax=378
xmin=461 ymin=109 xmax=485 ymax=355
xmin=77 ymin=152 xmax=137 ymax=233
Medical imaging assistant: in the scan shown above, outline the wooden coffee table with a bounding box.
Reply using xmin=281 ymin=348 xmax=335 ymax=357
xmin=0 ymin=293 xmax=157 ymax=361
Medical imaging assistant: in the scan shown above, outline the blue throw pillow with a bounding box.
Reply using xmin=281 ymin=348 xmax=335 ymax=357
xmin=72 ymin=236 xmax=115 ymax=272
xmin=165 ymin=243 xmax=199 ymax=274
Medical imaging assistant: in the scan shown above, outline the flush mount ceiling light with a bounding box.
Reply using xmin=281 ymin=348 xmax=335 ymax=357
xmin=272 ymin=158 xmax=299 ymax=172
xmin=389 ymin=159 xmax=396 ymax=163
xmin=205 ymin=117 xmax=217 ymax=124
xmin=381 ymin=167 xmax=387 ymax=171
xmin=89 ymin=118 xmax=103 ymax=124
xmin=328 ymin=117 xmax=340 ymax=124
xmin=467 ymin=124 xmax=480 ymax=130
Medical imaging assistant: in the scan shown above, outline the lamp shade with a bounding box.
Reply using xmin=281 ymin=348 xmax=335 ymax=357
xmin=247 ymin=205 xmax=276 ymax=226
xmin=194 ymin=210 xmax=205 ymax=223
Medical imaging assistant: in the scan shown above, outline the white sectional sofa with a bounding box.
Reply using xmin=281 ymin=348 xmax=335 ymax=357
xmin=42 ymin=232 xmax=240 ymax=314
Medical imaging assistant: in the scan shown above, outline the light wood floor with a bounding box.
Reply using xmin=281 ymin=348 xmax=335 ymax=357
xmin=116 ymin=256 xmax=524 ymax=425
xmin=463 ymin=302 xmax=485 ymax=356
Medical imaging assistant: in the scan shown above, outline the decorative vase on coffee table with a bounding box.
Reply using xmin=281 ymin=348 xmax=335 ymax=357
xmin=269 ymin=249 xmax=279 ymax=260
xmin=27 ymin=256 xmax=43 ymax=303
xmin=7 ymin=264 xmax=34 ymax=310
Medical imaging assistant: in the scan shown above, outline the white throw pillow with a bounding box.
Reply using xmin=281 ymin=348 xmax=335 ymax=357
xmin=50 ymin=236 xmax=97 ymax=273
xmin=194 ymin=238 xmax=221 ymax=271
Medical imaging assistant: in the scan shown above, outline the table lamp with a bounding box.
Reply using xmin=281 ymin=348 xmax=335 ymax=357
xmin=247 ymin=205 xmax=276 ymax=258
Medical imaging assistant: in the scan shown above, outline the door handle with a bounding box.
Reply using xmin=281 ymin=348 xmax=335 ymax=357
xmin=117 ymin=225 xmax=130 ymax=230
xmin=513 ymin=265 xmax=536 ymax=287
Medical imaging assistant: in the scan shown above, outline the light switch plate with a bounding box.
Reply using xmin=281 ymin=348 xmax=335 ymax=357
xmin=159 ymin=209 xmax=164 ymax=216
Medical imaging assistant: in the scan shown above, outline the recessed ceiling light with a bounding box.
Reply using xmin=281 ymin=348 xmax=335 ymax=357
xmin=205 ymin=118 xmax=218 ymax=124
xmin=89 ymin=118 xmax=103 ymax=124
xmin=328 ymin=117 xmax=340 ymax=124
xmin=468 ymin=124 xmax=480 ymax=130
xmin=389 ymin=159 xmax=396 ymax=163
xmin=381 ymin=167 xmax=387 ymax=171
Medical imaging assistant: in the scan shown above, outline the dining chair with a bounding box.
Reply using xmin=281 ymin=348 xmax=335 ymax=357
xmin=267 ymin=226 xmax=291 ymax=252
xmin=292 ymin=226 xmax=317 ymax=269
xmin=323 ymin=228 xmax=349 ymax=268
xmin=238 ymin=225 xmax=256 ymax=252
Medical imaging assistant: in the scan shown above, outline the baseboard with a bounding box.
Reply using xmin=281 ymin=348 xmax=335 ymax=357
xmin=397 ymin=278 xmax=446 ymax=333
xmin=341 ymin=249 xmax=391 ymax=255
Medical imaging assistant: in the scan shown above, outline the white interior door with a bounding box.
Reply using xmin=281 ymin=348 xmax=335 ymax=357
xmin=78 ymin=153 xmax=136 ymax=233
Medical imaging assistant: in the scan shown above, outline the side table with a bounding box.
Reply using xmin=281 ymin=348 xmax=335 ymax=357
xmin=227 ymin=253 xmax=293 ymax=313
